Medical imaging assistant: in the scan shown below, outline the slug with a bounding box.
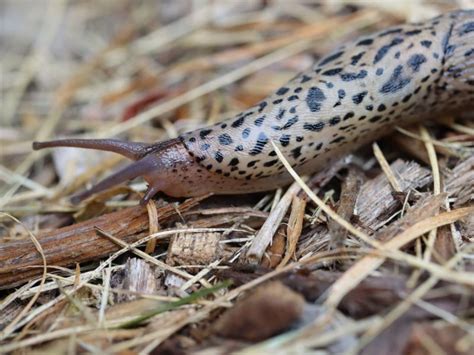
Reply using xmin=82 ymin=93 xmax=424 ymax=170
xmin=33 ymin=10 xmax=474 ymax=205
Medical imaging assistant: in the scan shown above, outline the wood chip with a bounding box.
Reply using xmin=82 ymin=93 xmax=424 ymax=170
xmin=167 ymin=232 xmax=222 ymax=268
xmin=328 ymin=167 xmax=364 ymax=249
xmin=116 ymin=258 xmax=158 ymax=301
xmin=278 ymin=195 xmax=307 ymax=268
xmin=356 ymin=159 xmax=432 ymax=230
xmin=261 ymin=225 xmax=286 ymax=268
xmin=246 ymin=180 xmax=304 ymax=264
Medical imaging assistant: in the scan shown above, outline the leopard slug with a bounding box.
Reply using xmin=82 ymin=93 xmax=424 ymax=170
xmin=33 ymin=10 xmax=474 ymax=205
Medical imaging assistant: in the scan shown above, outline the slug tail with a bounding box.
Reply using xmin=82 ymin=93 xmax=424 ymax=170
xmin=32 ymin=138 xmax=152 ymax=160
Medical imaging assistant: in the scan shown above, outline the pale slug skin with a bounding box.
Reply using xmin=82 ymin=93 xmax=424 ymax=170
xmin=33 ymin=10 xmax=474 ymax=205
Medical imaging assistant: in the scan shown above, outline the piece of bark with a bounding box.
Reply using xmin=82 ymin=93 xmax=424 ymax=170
xmin=117 ymin=258 xmax=158 ymax=302
xmin=167 ymin=231 xmax=222 ymax=268
xmin=356 ymin=159 xmax=432 ymax=230
xmin=328 ymin=168 xmax=364 ymax=249
xmin=246 ymin=181 xmax=303 ymax=264
xmin=0 ymin=197 xmax=204 ymax=290
xmin=261 ymin=225 xmax=286 ymax=269
xmin=432 ymin=225 xmax=457 ymax=264
xmin=459 ymin=212 xmax=474 ymax=240
xmin=445 ymin=155 xmax=474 ymax=208
xmin=374 ymin=193 xmax=447 ymax=243
xmin=214 ymin=281 xmax=305 ymax=342
xmin=278 ymin=195 xmax=306 ymax=268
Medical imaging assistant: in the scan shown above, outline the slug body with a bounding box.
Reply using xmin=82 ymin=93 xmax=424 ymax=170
xmin=34 ymin=10 xmax=474 ymax=205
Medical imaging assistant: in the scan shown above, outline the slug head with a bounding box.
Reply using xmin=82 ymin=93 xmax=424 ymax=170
xmin=33 ymin=138 xmax=201 ymax=205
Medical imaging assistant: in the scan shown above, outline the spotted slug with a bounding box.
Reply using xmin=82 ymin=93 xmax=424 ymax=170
xmin=33 ymin=10 xmax=474 ymax=205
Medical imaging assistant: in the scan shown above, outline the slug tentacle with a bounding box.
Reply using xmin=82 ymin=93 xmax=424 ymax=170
xmin=70 ymin=154 xmax=159 ymax=204
xmin=32 ymin=10 xmax=473 ymax=204
xmin=33 ymin=139 xmax=153 ymax=160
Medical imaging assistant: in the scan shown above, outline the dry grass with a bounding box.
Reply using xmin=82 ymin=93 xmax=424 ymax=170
xmin=1 ymin=1 xmax=473 ymax=354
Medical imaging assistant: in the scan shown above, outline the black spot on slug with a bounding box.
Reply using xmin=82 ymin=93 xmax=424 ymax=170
xmin=380 ymin=65 xmax=411 ymax=94
xmin=341 ymin=70 xmax=368 ymax=81
xmin=407 ymin=54 xmax=427 ymax=72
xmin=273 ymin=116 xmax=299 ymax=130
xmin=258 ymin=101 xmax=268 ymax=113
xmin=242 ymin=128 xmax=251 ymax=139
xmin=330 ymin=136 xmax=345 ymax=144
xmin=442 ymin=23 xmax=455 ymax=59
xmin=373 ymin=37 xmax=404 ymax=64
xmin=254 ymin=116 xmax=265 ymax=126
xmin=318 ymin=51 xmax=344 ymax=66
xmin=301 ymin=75 xmax=312 ymax=83
xmin=214 ymin=151 xmax=224 ymax=162
xmin=352 ymin=91 xmax=368 ymax=104
xmin=276 ymin=87 xmax=290 ymax=95
xmin=303 ymin=122 xmax=325 ymax=131
xmin=228 ymin=158 xmax=239 ymax=166
xmin=249 ymin=132 xmax=269 ymax=156
xmin=343 ymin=111 xmax=355 ymax=121
xmin=350 ymin=52 xmax=365 ymax=65
xmin=459 ymin=21 xmax=474 ymax=36
xmin=291 ymin=146 xmax=303 ymax=159
xmin=279 ymin=134 xmax=291 ymax=146
xmin=329 ymin=116 xmax=341 ymax=126
xmin=357 ymin=38 xmax=373 ymax=46
xmin=306 ymin=87 xmax=326 ymax=112
xmin=369 ymin=115 xmax=383 ymax=123
xmin=421 ymin=40 xmax=432 ymax=48
xmin=405 ymin=29 xmax=422 ymax=36
xmin=322 ymin=68 xmax=343 ymax=76
xmin=264 ymin=159 xmax=278 ymax=167
xmin=338 ymin=89 xmax=346 ymax=99
xmin=379 ymin=28 xmax=403 ymax=37
xmin=277 ymin=109 xmax=286 ymax=120
xmin=200 ymin=129 xmax=212 ymax=139
xmin=218 ymin=133 xmax=233 ymax=145
xmin=232 ymin=116 xmax=245 ymax=128
xmin=465 ymin=48 xmax=474 ymax=57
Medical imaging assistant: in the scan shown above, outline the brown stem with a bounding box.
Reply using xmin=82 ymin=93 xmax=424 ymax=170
xmin=0 ymin=197 xmax=204 ymax=290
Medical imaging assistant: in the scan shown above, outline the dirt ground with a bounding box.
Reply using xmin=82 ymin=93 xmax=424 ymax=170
xmin=1 ymin=1 xmax=473 ymax=354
